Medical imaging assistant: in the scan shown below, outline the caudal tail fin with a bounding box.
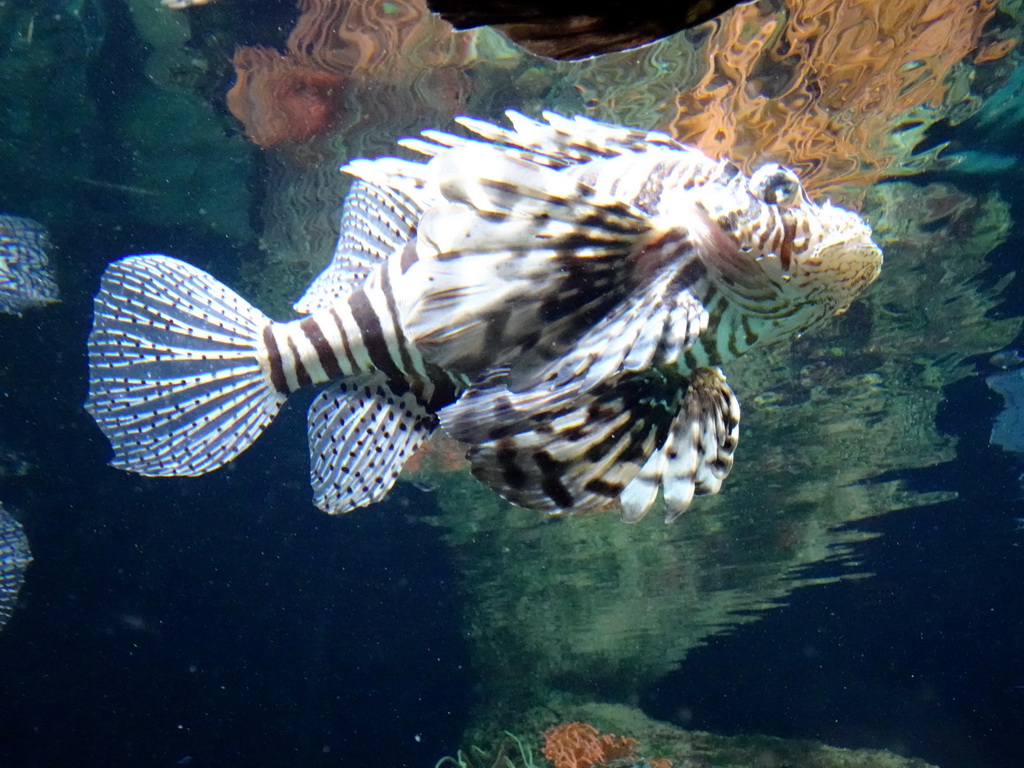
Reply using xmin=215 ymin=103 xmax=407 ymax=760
xmin=85 ymin=255 xmax=287 ymax=477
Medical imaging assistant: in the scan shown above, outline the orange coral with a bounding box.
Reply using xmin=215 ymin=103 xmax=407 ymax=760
xmin=668 ymin=0 xmax=1015 ymax=199
xmin=541 ymin=722 xmax=649 ymax=768
xmin=288 ymin=0 xmax=474 ymax=78
xmin=228 ymin=0 xmax=476 ymax=149
xmin=227 ymin=47 xmax=345 ymax=148
xmin=402 ymin=431 xmax=466 ymax=475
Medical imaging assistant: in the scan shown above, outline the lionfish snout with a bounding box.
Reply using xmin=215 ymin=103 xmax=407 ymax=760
xmin=701 ymin=165 xmax=882 ymax=332
xmin=799 ymin=202 xmax=883 ymax=315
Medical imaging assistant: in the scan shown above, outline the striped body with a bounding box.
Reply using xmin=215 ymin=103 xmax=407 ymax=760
xmin=260 ymin=260 xmax=463 ymax=409
xmin=355 ymin=119 xmax=879 ymax=390
xmin=262 ymin=148 xmax=781 ymax=405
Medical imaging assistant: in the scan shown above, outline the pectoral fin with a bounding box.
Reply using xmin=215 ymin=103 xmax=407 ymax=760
xmin=444 ymin=370 xmax=684 ymax=515
xmin=400 ymin=146 xmax=653 ymax=377
xmin=620 ymin=367 xmax=740 ymax=523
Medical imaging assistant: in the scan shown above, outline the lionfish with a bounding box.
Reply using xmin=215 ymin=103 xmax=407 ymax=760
xmin=84 ymin=112 xmax=882 ymax=522
xmin=0 ymin=214 xmax=59 ymax=316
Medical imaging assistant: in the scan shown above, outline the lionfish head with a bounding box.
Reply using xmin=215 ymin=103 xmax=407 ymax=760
xmin=695 ymin=162 xmax=882 ymax=340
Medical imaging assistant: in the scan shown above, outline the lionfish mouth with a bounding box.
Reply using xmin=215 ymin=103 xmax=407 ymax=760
xmin=689 ymin=191 xmax=883 ymax=322
xmin=800 ymin=205 xmax=883 ymax=314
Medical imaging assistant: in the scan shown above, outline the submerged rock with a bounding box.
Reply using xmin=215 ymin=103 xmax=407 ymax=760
xmin=455 ymin=701 xmax=940 ymax=768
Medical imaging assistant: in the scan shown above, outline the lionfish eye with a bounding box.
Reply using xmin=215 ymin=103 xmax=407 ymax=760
xmin=750 ymin=164 xmax=802 ymax=208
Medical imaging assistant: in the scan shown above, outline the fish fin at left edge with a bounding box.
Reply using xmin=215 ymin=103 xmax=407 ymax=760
xmin=308 ymin=377 xmax=437 ymax=514
xmin=0 ymin=504 xmax=31 ymax=630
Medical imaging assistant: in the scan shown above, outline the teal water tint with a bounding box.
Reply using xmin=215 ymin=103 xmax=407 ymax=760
xmin=2 ymin=1 xmax=1024 ymax=768
xmin=645 ymin=367 xmax=1024 ymax=768
xmin=0 ymin=222 xmax=473 ymax=767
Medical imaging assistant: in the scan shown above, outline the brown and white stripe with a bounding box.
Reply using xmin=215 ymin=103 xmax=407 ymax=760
xmin=258 ymin=245 xmax=463 ymax=410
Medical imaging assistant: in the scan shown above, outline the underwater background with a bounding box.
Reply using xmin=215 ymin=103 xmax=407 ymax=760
xmin=1 ymin=0 xmax=1024 ymax=767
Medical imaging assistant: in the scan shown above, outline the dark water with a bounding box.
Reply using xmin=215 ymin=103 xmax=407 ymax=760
xmin=647 ymin=373 xmax=1024 ymax=768
xmin=0 ymin=223 xmax=473 ymax=768
xmin=3 ymin=3 xmax=1024 ymax=768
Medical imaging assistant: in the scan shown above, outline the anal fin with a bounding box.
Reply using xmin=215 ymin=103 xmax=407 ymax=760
xmin=308 ymin=377 xmax=436 ymax=514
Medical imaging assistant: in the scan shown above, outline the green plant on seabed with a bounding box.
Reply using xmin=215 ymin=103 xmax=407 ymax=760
xmin=435 ymin=731 xmax=542 ymax=768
